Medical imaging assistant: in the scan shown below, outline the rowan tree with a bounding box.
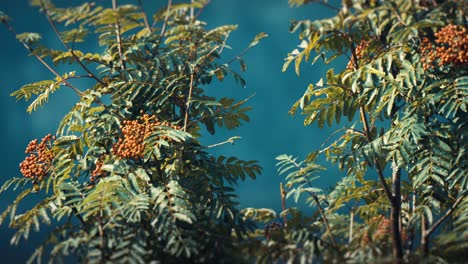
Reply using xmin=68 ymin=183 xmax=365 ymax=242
xmin=242 ymin=0 xmax=467 ymax=263
xmin=0 ymin=0 xmax=264 ymax=262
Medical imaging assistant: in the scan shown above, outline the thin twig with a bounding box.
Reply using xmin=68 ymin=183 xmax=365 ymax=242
xmin=349 ymin=37 xmax=393 ymax=201
xmin=112 ymin=0 xmax=126 ymax=70
xmin=207 ymin=136 xmax=241 ymax=148
xmin=308 ymin=191 xmax=337 ymax=248
xmin=226 ymin=47 xmax=250 ymax=65
xmin=217 ymin=31 xmax=231 ymax=55
xmin=280 ymin=183 xmax=288 ymax=227
xmin=391 ymin=164 xmax=403 ymax=261
xmin=152 ymin=153 xmax=177 ymax=222
xmin=98 ymin=190 xmax=106 ymax=259
xmin=158 ymin=0 xmax=173 ymax=38
xmin=390 ymin=4 xmax=407 ymax=26
xmin=361 ymin=107 xmax=392 ymax=201
xmin=318 ymin=126 xmax=349 ymax=150
xmin=349 ymin=208 xmax=354 ymax=244
xmin=425 ymin=194 xmax=466 ymax=237
xmin=66 ymin=74 xmax=96 ymax=80
xmin=2 ymin=20 xmax=84 ymax=96
xmin=190 ymin=0 xmax=194 ymax=19
xmin=194 ymin=0 xmax=211 ymax=20
xmin=137 ymin=0 xmax=152 ymax=32
xmin=317 ymin=1 xmax=341 ymax=12
xmin=183 ymin=70 xmax=196 ymax=132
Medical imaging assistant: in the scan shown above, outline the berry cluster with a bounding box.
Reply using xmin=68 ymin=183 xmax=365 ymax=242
xmin=263 ymin=222 xmax=283 ymax=240
xmin=360 ymin=215 xmax=390 ymax=245
xmin=19 ymin=134 xmax=55 ymax=185
xmin=112 ymin=114 xmax=181 ymax=159
xmin=347 ymin=39 xmax=371 ymax=70
xmin=372 ymin=215 xmax=391 ymax=241
xmin=420 ymin=24 xmax=468 ymax=70
xmin=361 ymin=215 xmax=407 ymax=245
xmin=90 ymin=158 xmax=106 ymax=182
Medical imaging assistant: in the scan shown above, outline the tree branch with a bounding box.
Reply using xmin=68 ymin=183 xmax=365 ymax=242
xmin=426 ymin=194 xmax=466 ymax=237
xmin=349 ymin=208 xmax=354 ymax=244
xmin=194 ymin=0 xmax=211 ymax=20
xmin=137 ymin=0 xmax=152 ymax=32
xmin=391 ymin=164 xmax=403 ymax=262
xmin=308 ymin=191 xmax=337 ymax=248
xmin=349 ymin=37 xmax=393 ymax=202
xmin=190 ymin=0 xmax=194 ymax=19
xmin=207 ymin=136 xmax=241 ymax=148
xmin=317 ymin=0 xmax=341 ymax=11
xmin=349 ymin=36 xmax=399 ymax=261
xmin=2 ymin=20 xmax=84 ymax=97
xmin=112 ymin=0 xmax=126 ymax=70
xmin=280 ymin=182 xmax=288 ymax=227
xmin=183 ymin=70 xmax=196 ymax=132
xmin=158 ymin=0 xmax=173 ymax=38
xmin=40 ymin=1 xmax=107 ymax=86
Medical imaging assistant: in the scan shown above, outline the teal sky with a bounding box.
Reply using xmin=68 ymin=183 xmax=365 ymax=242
xmin=0 ymin=1 xmax=344 ymax=262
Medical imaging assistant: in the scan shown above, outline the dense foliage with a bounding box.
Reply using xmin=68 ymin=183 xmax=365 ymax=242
xmin=242 ymin=0 xmax=466 ymax=263
xmin=0 ymin=0 xmax=264 ymax=262
xmin=1 ymin=0 xmax=467 ymax=263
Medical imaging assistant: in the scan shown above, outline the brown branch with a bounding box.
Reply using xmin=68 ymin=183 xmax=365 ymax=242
xmin=194 ymin=0 xmax=211 ymax=20
xmin=2 ymin=20 xmax=84 ymax=97
xmin=190 ymin=0 xmax=194 ymax=19
xmin=426 ymin=194 xmax=466 ymax=237
xmin=391 ymin=164 xmax=403 ymax=262
xmin=112 ymin=0 xmax=126 ymax=70
xmin=349 ymin=37 xmax=392 ymax=201
xmin=183 ymin=70 xmax=195 ymax=132
xmin=152 ymin=153 xmax=177 ymax=222
xmin=280 ymin=182 xmax=288 ymax=227
xmin=158 ymin=0 xmax=173 ymax=38
xmin=364 ymin=111 xmax=392 ymax=201
xmin=137 ymin=0 xmax=152 ymax=32
xmin=349 ymin=208 xmax=354 ymax=244
xmin=389 ymin=4 xmax=407 ymax=26
xmin=421 ymin=213 xmax=428 ymax=255
xmin=308 ymin=191 xmax=337 ymax=248
xmin=317 ymin=1 xmax=341 ymax=11
xmin=97 ymin=190 xmax=106 ymax=260
xmin=349 ymin=36 xmax=399 ymax=261
xmin=226 ymin=47 xmax=250 ymax=65
xmin=40 ymin=1 xmax=106 ymax=86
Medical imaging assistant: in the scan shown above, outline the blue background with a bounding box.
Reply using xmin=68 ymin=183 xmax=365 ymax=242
xmin=0 ymin=0 xmax=343 ymax=262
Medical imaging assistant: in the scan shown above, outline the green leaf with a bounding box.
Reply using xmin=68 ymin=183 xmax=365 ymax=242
xmin=248 ymin=32 xmax=268 ymax=48
xmin=10 ymin=80 xmax=55 ymax=101
xmin=26 ymin=83 xmax=60 ymax=113
xmin=16 ymin=32 xmax=42 ymax=43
